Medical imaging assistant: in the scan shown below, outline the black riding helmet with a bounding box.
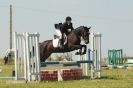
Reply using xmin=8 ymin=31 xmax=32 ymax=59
xmin=66 ymin=16 xmax=72 ymax=21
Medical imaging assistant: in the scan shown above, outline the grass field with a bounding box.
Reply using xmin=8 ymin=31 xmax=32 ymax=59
xmin=0 ymin=59 xmax=133 ymax=88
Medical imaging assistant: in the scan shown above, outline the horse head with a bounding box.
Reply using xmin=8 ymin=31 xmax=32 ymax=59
xmin=80 ymin=26 xmax=91 ymax=44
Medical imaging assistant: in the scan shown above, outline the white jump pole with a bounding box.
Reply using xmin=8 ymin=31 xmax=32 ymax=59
xmin=90 ymin=33 xmax=95 ymax=79
xmin=14 ymin=32 xmax=18 ymax=80
xmin=25 ymin=32 xmax=31 ymax=81
xmin=34 ymin=32 xmax=41 ymax=81
xmin=97 ymin=32 xmax=102 ymax=78
xmin=80 ymin=54 xmax=88 ymax=77
xmin=84 ymin=48 xmax=88 ymax=76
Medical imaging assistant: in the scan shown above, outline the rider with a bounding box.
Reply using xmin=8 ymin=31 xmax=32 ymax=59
xmin=60 ymin=16 xmax=74 ymax=48
xmin=61 ymin=16 xmax=74 ymax=35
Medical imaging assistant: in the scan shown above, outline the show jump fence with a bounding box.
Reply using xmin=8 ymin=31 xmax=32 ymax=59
xmin=13 ymin=32 xmax=102 ymax=82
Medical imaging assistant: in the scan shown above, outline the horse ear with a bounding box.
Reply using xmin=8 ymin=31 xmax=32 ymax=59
xmin=85 ymin=26 xmax=91 ymax=32
xmin=88 ymin=26 xmax=91 ymax=29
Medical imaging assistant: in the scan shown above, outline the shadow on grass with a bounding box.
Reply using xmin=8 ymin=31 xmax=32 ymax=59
xmin=80 ymin=76 xmax=119 ymax=81
xmin=100 ymin=76 xmax=119 ymax=80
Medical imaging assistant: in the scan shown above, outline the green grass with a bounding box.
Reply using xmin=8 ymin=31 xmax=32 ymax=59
xmin=0 ymin=59 xmax=14 ymax=77
xmin=0 ymin=59 xmax=133 ymax=88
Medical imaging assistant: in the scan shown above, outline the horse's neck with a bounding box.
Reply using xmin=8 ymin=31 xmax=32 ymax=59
xmin=73 ymin=29 xmax=82 ymax=37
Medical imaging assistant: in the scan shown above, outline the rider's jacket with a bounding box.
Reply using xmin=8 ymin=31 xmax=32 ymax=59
xmin=61 ymin=22 xmax=74 ymax=35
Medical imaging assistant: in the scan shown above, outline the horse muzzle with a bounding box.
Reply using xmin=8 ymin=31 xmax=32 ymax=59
xmin=85 ymin=40 xmax=89 ymax=44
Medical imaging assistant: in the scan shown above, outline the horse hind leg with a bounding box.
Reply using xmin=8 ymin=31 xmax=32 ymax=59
xmin=41 ymin=53 xmax=52 ymax=62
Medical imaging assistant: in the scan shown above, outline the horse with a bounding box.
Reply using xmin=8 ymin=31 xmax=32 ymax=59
xmin=39 ymin=26 xmax=91 ymax=61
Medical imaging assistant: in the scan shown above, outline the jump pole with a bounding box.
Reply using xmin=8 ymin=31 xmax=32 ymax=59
xmin=79 ymin=54 xmax=88 ymax=77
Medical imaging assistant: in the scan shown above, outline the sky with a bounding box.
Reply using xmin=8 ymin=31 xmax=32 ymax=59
xmin=0 ymin=0 xmax=133 ymax=57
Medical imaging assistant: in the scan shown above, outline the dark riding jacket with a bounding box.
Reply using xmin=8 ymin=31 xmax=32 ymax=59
xmin=61 ymin=22 xmax=74 ymax=35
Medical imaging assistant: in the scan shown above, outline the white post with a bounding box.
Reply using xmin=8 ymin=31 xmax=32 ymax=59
xmin=35 ymin=32 xmax=41 ymax=81
xmin=80 ymin=55 xmax=83 ymax=75
xmin=90 ymin=33 xmax=95 ymax=79
xmin=84 ymin=53 xmax=88 ymax=76
xmin=80 ymin=55 xmax=85 ymax=76
xmin=98 ymin=32 xmax=102 ymax=78
xmin=90 ymin=32 xmax=102 ymax=79
xmin=25 ymin=32 xmax=31 ymax=81
xmin=23 ymin=32 xmax=27 ymax=81
xmin=14 ymin=32 xmax=18 ymax=80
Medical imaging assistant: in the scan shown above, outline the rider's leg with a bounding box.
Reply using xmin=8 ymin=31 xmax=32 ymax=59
xmin=60 ymin=33 xmax=64 ymax=48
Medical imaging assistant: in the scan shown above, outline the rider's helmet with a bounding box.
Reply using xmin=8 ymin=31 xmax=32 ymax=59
xmin=66 ymin=16 xmax=72 ymax=21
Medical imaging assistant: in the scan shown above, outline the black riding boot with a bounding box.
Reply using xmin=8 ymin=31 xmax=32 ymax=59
xmin=60 ymin=39 xmax=64 ymax=49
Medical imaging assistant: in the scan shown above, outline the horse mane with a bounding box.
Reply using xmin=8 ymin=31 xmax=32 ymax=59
xmin=74 ymin=26 xmax=88 ymax=30
xmin=75 ymin=26 xmax=84 ymax=30
xmin=73 ymin=26 xmax=88 ymax=33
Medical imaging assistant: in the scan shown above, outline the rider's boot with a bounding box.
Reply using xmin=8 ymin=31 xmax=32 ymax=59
xmin=60 ymin=39 xmax=64 ymax=49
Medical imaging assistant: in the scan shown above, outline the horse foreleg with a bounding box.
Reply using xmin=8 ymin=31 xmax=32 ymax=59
xmin=76 ymin=49 xmax=82 ymax=55
xmin=70 ymin=45 xmax=87 ymax=55
xmin=81 ymin=45 xmax=87 ymax=54
xmin=68 ymin=45 xmax=83 ymax=55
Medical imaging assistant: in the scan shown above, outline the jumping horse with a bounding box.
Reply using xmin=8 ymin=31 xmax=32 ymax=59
xmin=39 ymin=26 xmax=91 ymax=61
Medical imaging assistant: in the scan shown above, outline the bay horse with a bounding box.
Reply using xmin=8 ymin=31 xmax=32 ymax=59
xmin=39 ymin=26 xmax=91 ymax=61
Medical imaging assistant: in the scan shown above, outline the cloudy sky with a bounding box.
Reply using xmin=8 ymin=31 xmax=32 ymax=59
xmin=0 ymin=0 xmax=133 ymax=57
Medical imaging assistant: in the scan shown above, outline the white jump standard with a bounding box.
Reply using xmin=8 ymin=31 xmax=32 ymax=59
xmin=14 ymin=32 xmax=40 ymax=81
xmin=90 ymin=33 xmax=102 ymax=78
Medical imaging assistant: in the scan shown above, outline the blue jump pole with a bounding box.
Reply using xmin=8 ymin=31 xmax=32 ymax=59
xmin=40 ymin=60 xmax=93 ymax=67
